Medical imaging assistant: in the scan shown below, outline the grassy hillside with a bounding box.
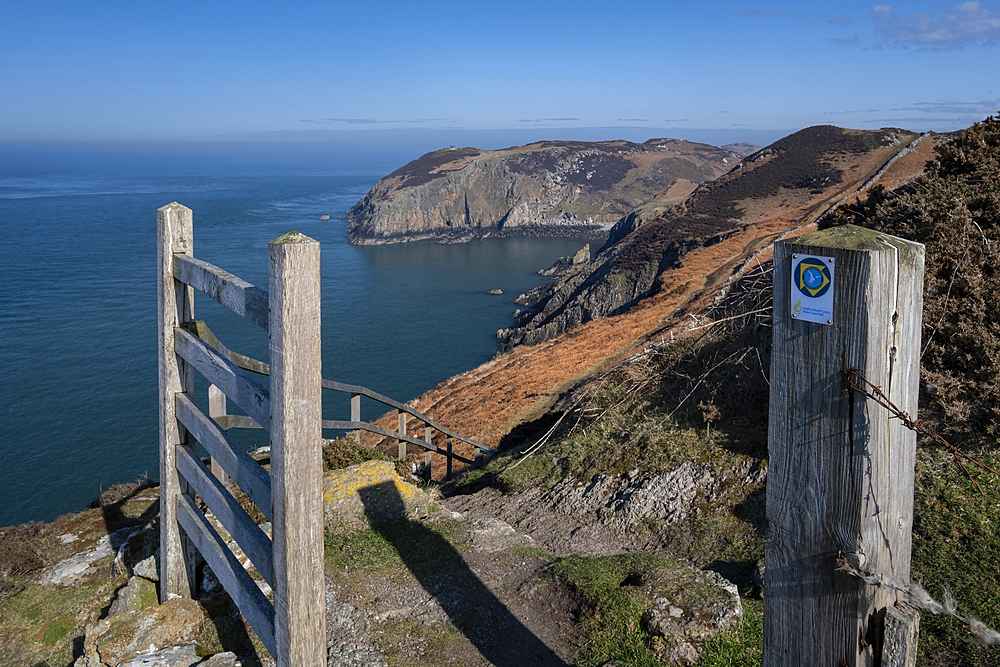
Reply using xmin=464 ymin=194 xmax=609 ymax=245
xmin=450 ymin=117 xmax=1000 ymax=665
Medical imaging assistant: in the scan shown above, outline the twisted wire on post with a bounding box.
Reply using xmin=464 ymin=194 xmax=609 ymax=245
xmin=842 ymin=367 xmax=1000 ymax=494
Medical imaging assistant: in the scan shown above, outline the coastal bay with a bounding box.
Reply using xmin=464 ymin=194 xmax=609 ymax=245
xmin=0 ymin=150 xmax=601 ymax=527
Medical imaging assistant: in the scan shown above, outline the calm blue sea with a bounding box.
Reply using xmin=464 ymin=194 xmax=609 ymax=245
xmin=0 ymin=147 xmax=599 ymax=527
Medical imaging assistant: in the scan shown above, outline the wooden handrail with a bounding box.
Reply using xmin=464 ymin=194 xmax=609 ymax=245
xmin=186 ymin=321 xmax=495 ymax=456
xmin=322 ymin=380 xmax=492 ymax=453
xmin=321 ymin=420 xmax=478 ymax=466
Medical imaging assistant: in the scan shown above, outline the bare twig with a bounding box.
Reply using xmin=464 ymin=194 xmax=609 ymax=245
xmin=667 ymin=347 xmax=751 ymax=420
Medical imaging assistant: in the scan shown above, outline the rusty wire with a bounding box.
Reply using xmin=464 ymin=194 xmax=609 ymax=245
xmin=843 ymin=367 xmax=1000 ymax=494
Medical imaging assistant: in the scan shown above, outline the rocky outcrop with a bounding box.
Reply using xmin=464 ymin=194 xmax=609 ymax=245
xmin=640 ymin=566 xmax=743 ymax=665
xmin=75 ymin=598 xmax=208 ymax=666
xmin=323 ymin=460 xmax=430 ymax=529
xmin=346 ymin=139 xmax=741 ymax=245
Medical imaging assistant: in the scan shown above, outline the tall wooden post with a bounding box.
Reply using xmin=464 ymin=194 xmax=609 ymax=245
xmin=268 ymin=231 xmax=326 ymax=666
xmin=765 ymin=224 xmax=924 ymax=666
xmin=157 ymin=202 xmax=198 ymax=600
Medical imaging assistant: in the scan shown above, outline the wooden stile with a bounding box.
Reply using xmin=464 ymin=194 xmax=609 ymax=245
xmin=174 ymin=327 xmax=270 ymax=429
xmin=173 ymin=254 xmax=269 ymax=331
xmin=159 ymin=204 xmax=492 ymax=665
xmin=175 ymin=444 xmax=275 ymax=588
xmin=765 ymin=225 xmax=923 ymax=667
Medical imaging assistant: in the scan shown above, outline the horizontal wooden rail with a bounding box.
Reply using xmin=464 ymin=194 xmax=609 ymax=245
xmin=174 ymin=255 xmax=269 ymax=331
xmin=187 ymin=321 xmax=494 ymax=456
xmin=177 ymin=495 xmax=276 ymax=657
xmin=323 ymin=380 xmax=493 ymax=454
xmin=175 ymin=445 xmax=275 ymax=588
xmin=322 ymin=420 xmax=477 ymax=466
xmin=217 ymin=414 xmax=265 ymax=430
xmin=188 ymin=321 xmax=269 ymax=376
xmin=175 ymin=394 xmax=272 ymax=522
xmin=174 ymin=327 xmax=270 ymax=430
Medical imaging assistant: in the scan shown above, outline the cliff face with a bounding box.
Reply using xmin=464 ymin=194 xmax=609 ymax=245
xmin=497 ymin=126 xmax=929 ymax=353
xmin=345 ymin=140 xmax=742 ymax=245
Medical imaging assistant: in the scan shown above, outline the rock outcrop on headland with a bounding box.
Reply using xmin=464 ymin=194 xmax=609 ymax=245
xmin=345 ymin=139 xmax=743 ymax=245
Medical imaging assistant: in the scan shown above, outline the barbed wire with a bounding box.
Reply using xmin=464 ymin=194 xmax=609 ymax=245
xmin=836 ymin=552 xmax=1000 ymax=645
xmin=843 ymin=367 xmax=1000 ymax=494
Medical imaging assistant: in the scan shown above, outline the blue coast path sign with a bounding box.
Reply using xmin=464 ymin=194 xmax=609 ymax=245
xmin=790 ymin=254 xmax=835 ymax=324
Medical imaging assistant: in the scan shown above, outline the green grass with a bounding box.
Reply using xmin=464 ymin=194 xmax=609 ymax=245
xmin=324 ymin=517 xmax=468 ymax=573
xmin=910 ymin=445 xmax=1000 ymax=666
xmin=696 ymin=599 xmax=763 ymax=667
xmin=554 ymin=553 xmax=668 ymax=666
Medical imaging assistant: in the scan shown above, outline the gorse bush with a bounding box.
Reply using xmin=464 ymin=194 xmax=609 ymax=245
xmin=824 ymin=115 xmax=1000 ymax=445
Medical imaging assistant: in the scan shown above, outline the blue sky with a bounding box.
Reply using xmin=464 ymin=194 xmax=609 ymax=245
xmin=2 ymin=0 xmax=997 ymax=149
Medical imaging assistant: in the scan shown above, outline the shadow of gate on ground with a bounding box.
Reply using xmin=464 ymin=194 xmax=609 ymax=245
xmin=358 ymin=482 xmax=568 ymax=666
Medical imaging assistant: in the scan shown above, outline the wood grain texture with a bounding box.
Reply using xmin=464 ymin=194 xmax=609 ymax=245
xmin=157 ymin=202 xmax=197 ymax=600
xmin=175 ymin=444 xmax=275 ymax=588
xmin=173 ymin=255 xmax=269 ymax=331
xmin=175 ymin=393 xmax=273 ymax=523
xmin=176 ymin=494 xmax=276 ymax=657
xmin=268 ymin=231 xmax=326 ymax=667
xmin=883 ymin=603 xmax=920 ymax=667
xmin=174 ymin=327 xmax=270 ymax=429
xmin=765 ymin=224 xmax=924 ymax=667
xmin=208 ymin=384 xmax=229 ymax=483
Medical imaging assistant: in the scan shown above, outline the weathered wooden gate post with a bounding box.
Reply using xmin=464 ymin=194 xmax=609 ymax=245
xmin=765 ymin=224 xmax=923 ymax=666
xmin=157 ymin=202 xmax=199 ymax=600
xmin=269 ymin=231 xmax=326 ymax=665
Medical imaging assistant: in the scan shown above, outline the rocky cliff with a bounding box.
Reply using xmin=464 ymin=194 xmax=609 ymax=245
xmin=497 ymin=126 xmax=928 ymax=352
xmin=345 ymin=139 xmax=743 ymax=245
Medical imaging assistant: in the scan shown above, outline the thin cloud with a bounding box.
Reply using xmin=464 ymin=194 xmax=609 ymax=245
xmin=892 ymin=100 xmax=1000 ymax=115
xmin=301 ymin=118 xmax=397 ymax=125
xmin=864 ymin=116 xmax=984 ymax=125
xmin=517 ymin=118 xmax=581 ymax=123
xmin=618 ymin=118 xmax=648 ymax=122
xmin=743 ymin=9 xmax=854 ymax=27
xmin=825 ymin=108 xmax=882 ymax=115
xmin=299 ymin=118 xmax=462 ymax=126
xmin=662 ymin=118 xmax=689 ymax=123
xmin=827 ymin=36 xmax=861 ymax=45
xmin=871 ymin=2 xmax=1000 ymax=48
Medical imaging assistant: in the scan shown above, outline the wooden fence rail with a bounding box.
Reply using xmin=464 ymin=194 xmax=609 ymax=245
xmin=158 ymin=202 xmax=493 ymax=666
xmin=186 ymin=320 xmax=495 ymax=477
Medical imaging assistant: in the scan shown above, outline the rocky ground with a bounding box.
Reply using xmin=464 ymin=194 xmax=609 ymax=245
xmin=1 ymin=457 xmax=753 ymax=666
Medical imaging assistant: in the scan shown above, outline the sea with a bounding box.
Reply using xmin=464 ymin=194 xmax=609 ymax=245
xmin=0 ymin=144 xmax=602 ymax=528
